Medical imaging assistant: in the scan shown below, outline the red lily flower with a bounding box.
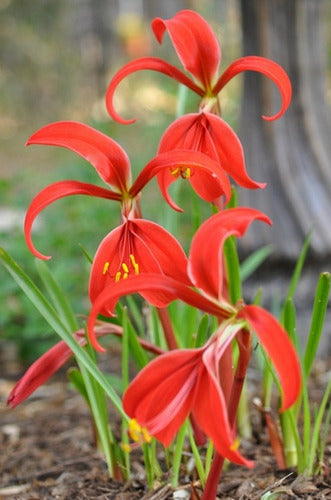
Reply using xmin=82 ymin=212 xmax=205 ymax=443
xmin=89 ymin=217 xmax=191 ymax=315
xmin=106 ymin=10 xmax=291 ymax=124
xmin=157 ymin=112 xmax=265 ymax=206
xmin=87 ymin=208 xmax=301 ymax=462
xmin=25 ymin=121 xmax=230 ymax=260
xmin=123 ymin=322 xmax=253 ymax=467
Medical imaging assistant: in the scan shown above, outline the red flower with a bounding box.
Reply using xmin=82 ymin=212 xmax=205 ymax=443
xmin=157 ymin=112 xmax=265 ymax=206
xmin=106 ymin=10 xmax=291 ymax=124
xmin=89 ymin=218 xmax=191 ymax=315
xmin=123 ymin=322 xmax=253 ymax=467
xmin=88 ymin=208 xmax=301 ymax=407
xmin=87 ymin=208 xmax=301 ymax=463
xmin=25 ymin=121 xmax=230 ymax=260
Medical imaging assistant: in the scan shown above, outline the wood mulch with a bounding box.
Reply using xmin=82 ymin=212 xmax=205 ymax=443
xmin=0 ymin=356 xmax=330 ymax=500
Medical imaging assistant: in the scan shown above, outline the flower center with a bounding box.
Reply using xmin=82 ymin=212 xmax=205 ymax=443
xmin=102 ymin=254 xmax=139 ymax=281
xmin=171 ymin=166 xmax=192 ymax=179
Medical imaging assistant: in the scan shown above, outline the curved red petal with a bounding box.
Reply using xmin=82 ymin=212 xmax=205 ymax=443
xmin=214 ymin=56 xmax=292 ymax=121
xmin=88 ymin=218 xmax=190 ymax=314
xmin=7 ymin=324 xmax=122 ymax=408
xmin=192 ymin=346 xmax=253 ymax=467
xmin=87 ymin=274 xmax=224 ymax=352
xmin=7 ymin=333 xmax=87 ymax=408
xmin=25 ymin=180 xmax=121 ymax=260
xmin=188 ymin=208 xmax=272 ymax=300
xmin=105 ymin=57 xmax=204 ymax=124
xmin=238 ymin=305 xmax=301 ymax=411
xmin=123 ymin=349 xmax=202 ymax=446
xmin=131 ymin=149 xmax=231 ymax=210
xmin=152 ymin=10 xmax=221 ymax=90
xmin=27 ymin=121 xmax=131 ymax=191
xmin=201 ymin=113 xmax=266 ymax=189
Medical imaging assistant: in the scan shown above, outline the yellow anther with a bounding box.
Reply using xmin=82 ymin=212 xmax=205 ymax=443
xmin=171 ymin=167 xmax=180 ymax=177
xmin=130 ymin=254 xmax=139 ymax=275
xmin=142 ymin=427 xmax=152 ymax=444
xmin=128 ymin=418 xmax=152 ymax=444
xmin=102 ymin=261 xmax=110 ymax=275
xmin=182 ymin=167 xmax=191 ymax=179
xmin=129 ymin=418 xmax=142 ymax=442
xmin=122 ymin=262 xmax=129 ymax=273
xmin=123 ymin=273 xmax=128 ymax=279
xmin=170 ymin=166 xmax=191 ymax=179
xmin=230 ymin=437 xmax=240 ymax=451
xmin=115 ymin=271 xmax=121 ymax=282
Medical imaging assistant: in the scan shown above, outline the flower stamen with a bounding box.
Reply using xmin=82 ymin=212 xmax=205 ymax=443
xmin=107 ymin=254 xmax=140 ymax=282
xmin=102 ymin=261 xmax=110 ymax=275
xmin=129 ymin=418 xmax=152 ymax=444
xmin=171 ymin=166 xmax=192 ymax=179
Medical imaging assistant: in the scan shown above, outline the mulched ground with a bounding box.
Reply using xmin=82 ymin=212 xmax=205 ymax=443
xmin=0 ymin=356 xmax=330 ymax=499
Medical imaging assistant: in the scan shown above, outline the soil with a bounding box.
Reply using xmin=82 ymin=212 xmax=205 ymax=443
xmin=0 ymin=355 xmax=330 ymax=500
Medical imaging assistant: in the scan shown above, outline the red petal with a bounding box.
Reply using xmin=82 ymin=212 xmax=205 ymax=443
xmin=7 ymin=335 xmax=85 ymax=408
xmin=189 ymin=208 xmax=272 ymax=300
xmin=214 ymin=56 xmax=292 ymax=121
xmin=130 ymin=150 xmax=231 ymax=211
xmin=192 ymin=345 xmax=253 ymax=467
xmin=152 ymin=10 xmax=221 ymax=90
xmin=123 ymin=349 xmax=201 ymax=446
xmin=27 ymin=121 xmax=131 ymax=190
xmin=88 ymin=219 xmax=190 ymax=314
xmin=7 ymin=324 xmax=122 ymax=408
xmin=24 ymin=180 xmax=120 ymax=260
xmin=87 ymin=274 xmax=225 ymax=352
xmin=105 ymin=57 xmax=204 ymax=124
xmin=238 ymin=305 xmax=301 ymax=411
xmin=201 ymin=113 xmax=266 ymax=189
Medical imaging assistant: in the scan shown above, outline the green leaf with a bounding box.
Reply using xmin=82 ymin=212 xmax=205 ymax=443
xmin=303 ymin=272 xmax=330 ymax=378
xmin=307 ymin=378 xmax=331 ymax=475
xmin=194 ymin=314 xmax=210 ymax=348
xmin=224 ymin=236 xmax=241 ymax=304
xmin=35 ymin=259 xmax=78 ymax=332
xmin=240 ymin=245 xmax=273 ymax=281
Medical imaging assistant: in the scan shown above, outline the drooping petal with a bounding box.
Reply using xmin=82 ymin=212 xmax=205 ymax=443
xmin=238 ymin=305 xmax=301 ymax=411
xmin=152 ymin=10 xmax=221 ymax=90
xmin=130 ymin=149 xmax=231 ymax=211
xmin=87 ymin=274 xmax=226 ymax=352
xmin=123 ymin=349 xmax=202 ymax=446
xmin=27 ymin=121 xmax=131 ymax=190
xmin=7 ymin=324 xmax=123 ymax=408
xmin=192 ymin=344 xmax=253 ymax=467
xmin=213 ymin=56 xmax=292 ymax=121
xmin=188 ymin=208 xmax=272 ymax=300
xmin=7 ymin=333 xmax=85 ymax=408
xmin=105 ymin=57 xmax=204 ymax=124
xmin=200 ymin=113 xmax=266 ymax=189
xmin=89 ymin=218 xmax=190 ymax=314
xmin=24 ymin=180 xmax=121 ymax=260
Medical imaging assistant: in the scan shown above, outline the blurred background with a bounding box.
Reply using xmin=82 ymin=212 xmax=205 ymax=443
xmin=0 ymin=0 xmax=330 ymax=364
